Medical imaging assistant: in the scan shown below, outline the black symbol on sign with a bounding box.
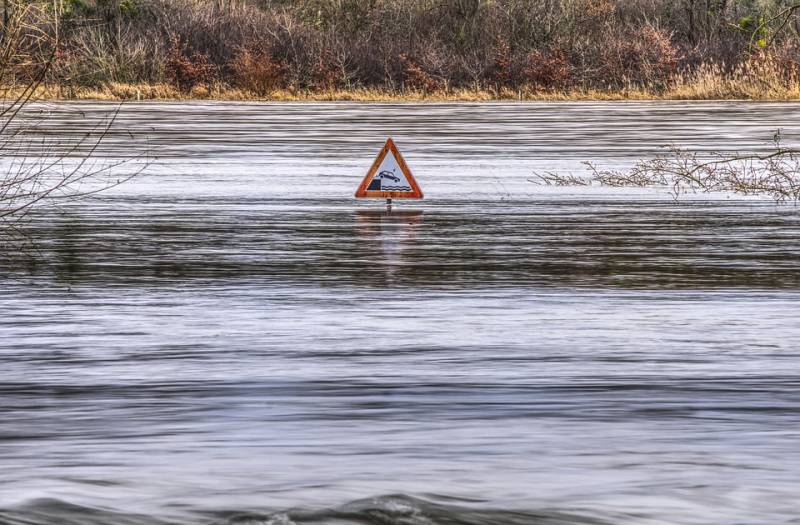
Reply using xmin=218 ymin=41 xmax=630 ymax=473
xmin=378 ymin=170 xmax=400 ymax=182
xmin=367 ymin=168 xmax=401 ymax=190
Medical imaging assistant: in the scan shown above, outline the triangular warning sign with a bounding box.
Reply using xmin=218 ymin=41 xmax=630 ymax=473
xmin=355 ymin=138 xmax=423 ymax=199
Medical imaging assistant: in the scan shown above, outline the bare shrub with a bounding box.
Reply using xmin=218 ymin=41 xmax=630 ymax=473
xmin=600 ymin=25 xmax=680 ymax=88
xmin=399 ymin=54 xmax=440 ymax=92
xmin=1 ymin=1 xmax=54 ymax=88
xmin=535 ymin=132 xmax=800 ymax=202
xmin=1 ymin=107 xmax=144 ymax=221
xmin=582 ymin=0 xmax=616 ymax=20
xmin=310 ymin=49 xmax=340 ymax=91
xmin=164 ymin=33 xmax=215 ymax=92
xmin=488 ymin=40 xmax=512 ymax=88
xmin=228 ymin=41 xmax=288 ymax=95
xmin=53 ymin=24 xmax=156 ymax=87
xmin=530 ymin=172 xmax=591 ymax=186
xmin=5 ymin=0 xmax=800 ymax=97
xmin=522 ymin=48 xmax=573 ymax=89
xmin=1 ymin=1 xmax=145 ymax=224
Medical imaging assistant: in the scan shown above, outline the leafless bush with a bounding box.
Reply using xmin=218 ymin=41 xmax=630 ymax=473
xmin=488 ymin=40 xmax=512 ymax=88
xmin=9 ymin=0 xmax=800 ymax=94
xmin=1 ymin=106 xmax=143 ymax=222
xmin=522 ymin=47 xmax=573 ymax=90
xmin=229 ymin=40 xmax=288 ymax=95
xmin=1 ymin=1 xmax=145 ymax=225
xmin=164 ymin=33 xmax=215 ymax=92
xmin=530 ymin=172 xmax=592 ymax=186
xmin=53 ymin=23 xmax=157 ymax=86
xmin=534 ymin=132 xmax=800 ymax=202
xmin=599 ymin=25 xmax=680 ymax=88
xmin=399 ymin=53 xmax=441 ymax=92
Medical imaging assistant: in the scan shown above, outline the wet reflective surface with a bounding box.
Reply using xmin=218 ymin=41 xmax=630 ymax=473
xmin=2 ymin=102 xmax=800 ymax=524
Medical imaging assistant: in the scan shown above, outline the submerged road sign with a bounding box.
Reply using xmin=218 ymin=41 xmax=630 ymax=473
xmin=355 ymin=138 xmax=423 ymax=199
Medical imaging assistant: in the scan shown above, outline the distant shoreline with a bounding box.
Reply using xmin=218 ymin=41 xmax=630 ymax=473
xmin=19 ymin=83 xmax=800 ymax=103
xmin=8 ymin=0 xmax=800 ymax=105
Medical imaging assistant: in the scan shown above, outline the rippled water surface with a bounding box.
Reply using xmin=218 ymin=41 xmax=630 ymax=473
xmin=2 ymin=102 xmax=800 ymax=525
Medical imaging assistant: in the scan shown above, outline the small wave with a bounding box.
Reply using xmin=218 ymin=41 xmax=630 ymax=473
xmin=0 ymin=498 xmax=173 ymax=525
xmin=226 ymin=513 xmax=296 ymax=525
xmin=0 ymin=495 xmax=610 ymax=525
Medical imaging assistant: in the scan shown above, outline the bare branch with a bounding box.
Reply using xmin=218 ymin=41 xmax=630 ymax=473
xmin=750 ymin=3 xmax=800 ymax=47
xmin=533 ymin=131 xmax=800 ymax=203
xmin=0 ymin=1 xmax=145 ymax=226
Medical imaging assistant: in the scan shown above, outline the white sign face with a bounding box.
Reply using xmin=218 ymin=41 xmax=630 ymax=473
xmin=364 ymin=150 xmax=414 ymax=192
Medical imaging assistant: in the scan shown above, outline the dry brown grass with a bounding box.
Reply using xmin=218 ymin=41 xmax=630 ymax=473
xmin=12 ymin=61 xmax=800 ymax=102
xmin=666 ymin=61 xmax=800 ymax=100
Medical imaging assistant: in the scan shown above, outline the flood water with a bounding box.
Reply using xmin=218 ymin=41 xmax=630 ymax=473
xmin=2 ymin=102 xmax=800 ymax=525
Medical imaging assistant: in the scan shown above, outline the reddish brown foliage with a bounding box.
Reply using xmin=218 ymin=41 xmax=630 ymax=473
xmin=582 ymin=0 xmax=616 ymax=19
xmin=522 ymin=48 xmax=572 ymax=89
xmin=229 ymin=41 xmax=288 ymax=95
xmin=310 ymin=51 xmax=340 ymax=91
xmin=488 ymin=41 xmax=512 ymax=86
xmin=399 ymin=54 xmax=440 ymax=92
xmin=164 ymin=33 xmax=216 ymax=92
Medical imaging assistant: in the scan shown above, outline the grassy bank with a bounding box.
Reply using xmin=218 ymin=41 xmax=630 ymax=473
xmin=29 ymin=73 xmax=800 ymax=102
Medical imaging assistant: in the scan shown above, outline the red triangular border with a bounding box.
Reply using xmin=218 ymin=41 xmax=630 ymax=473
xmin=355 ymin=138 xmax=424 ymax=199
